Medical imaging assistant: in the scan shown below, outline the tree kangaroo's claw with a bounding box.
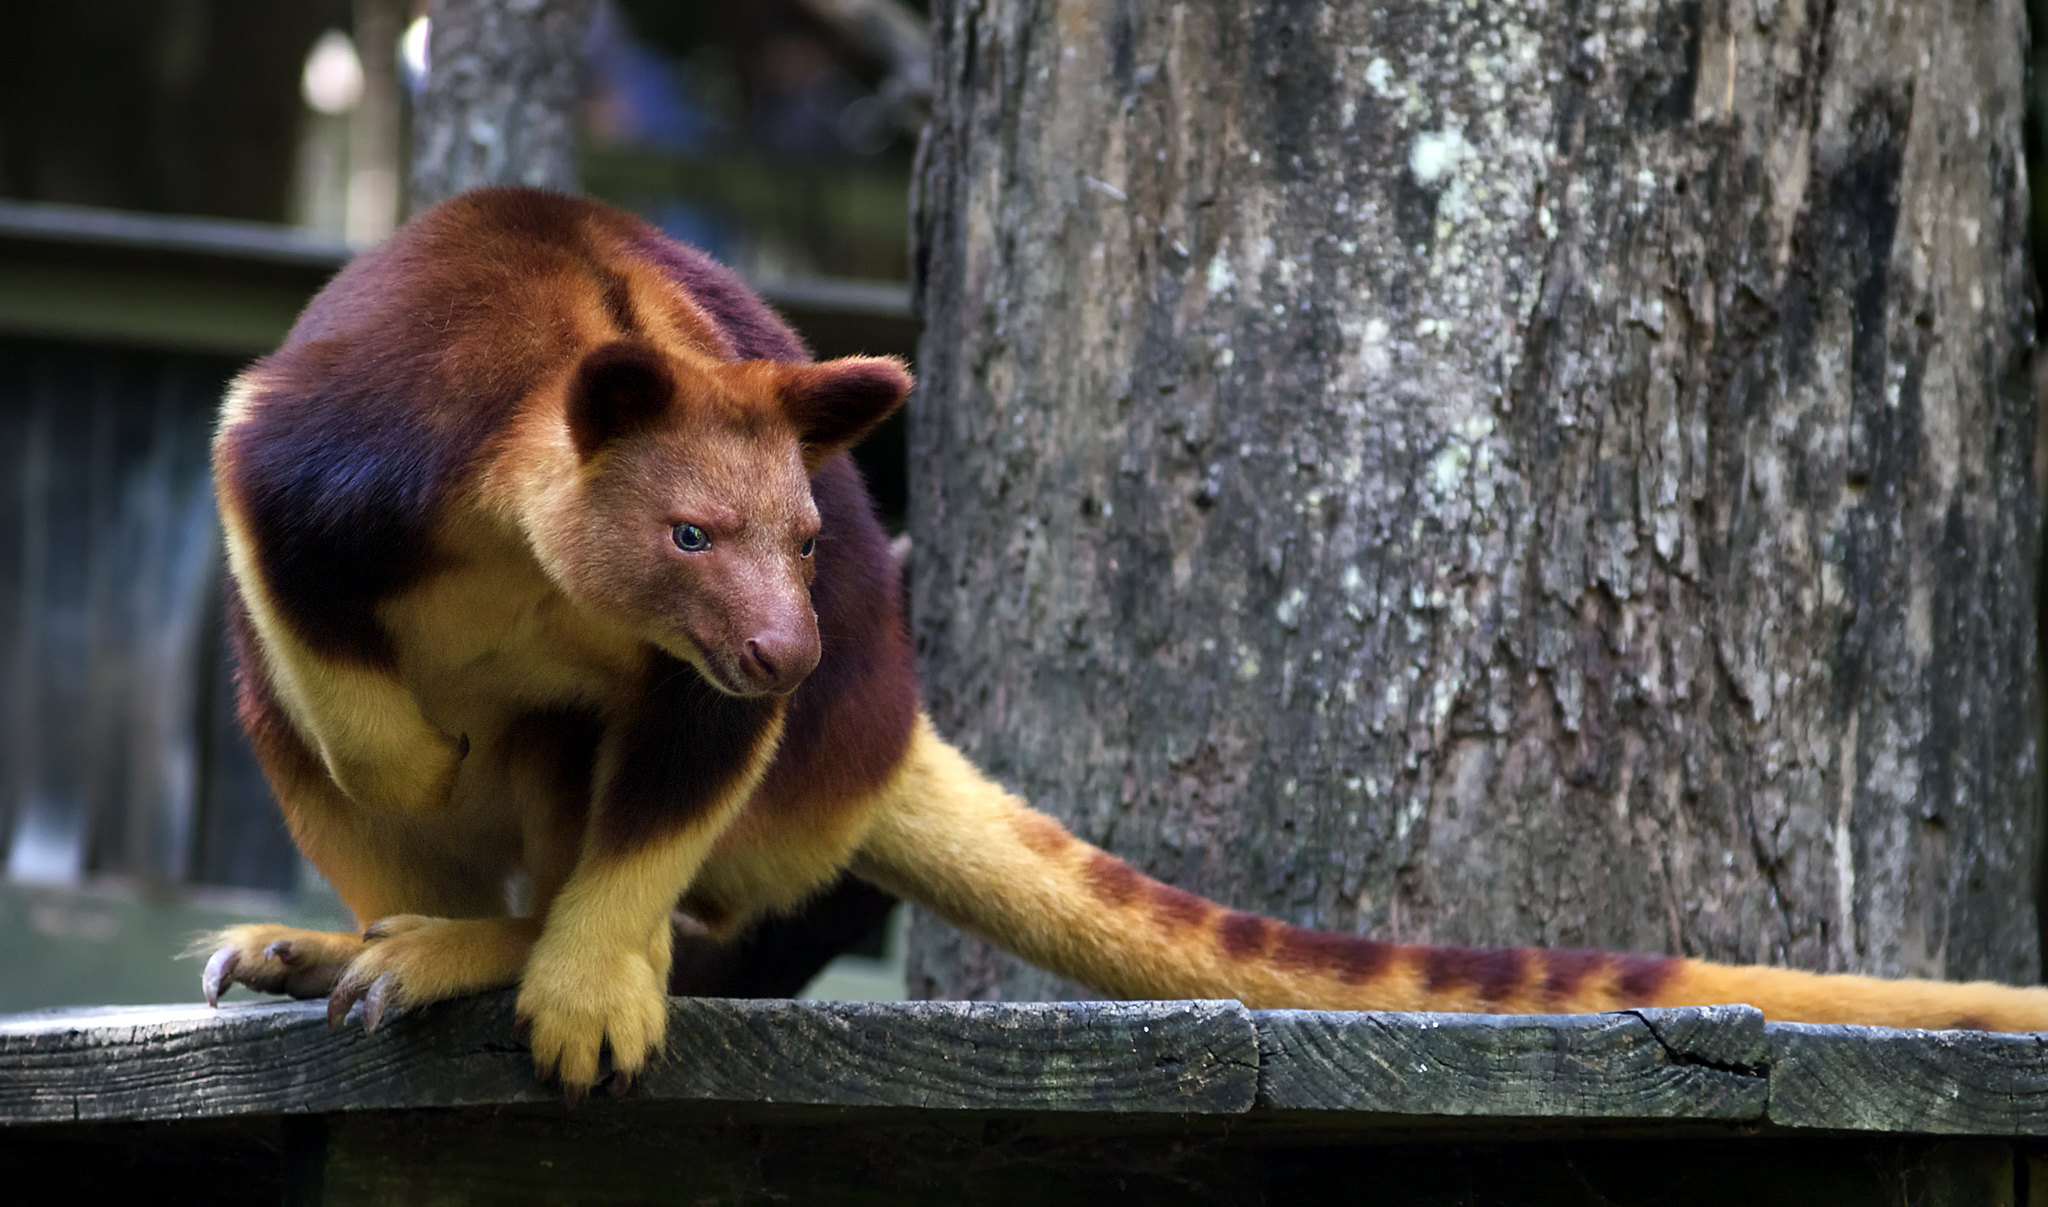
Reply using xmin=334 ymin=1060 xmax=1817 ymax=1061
xmin=327 ymin=970 xmax=402 ymax=1033
xmin=360 ymin=972 xmax=397 ymax=1033
xmin=202 ymin=948 xmax=240 ymax=1008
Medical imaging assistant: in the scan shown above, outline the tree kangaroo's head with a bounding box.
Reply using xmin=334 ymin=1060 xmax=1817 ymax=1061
xmin=538 ymin=339 xmax=909 ymax=697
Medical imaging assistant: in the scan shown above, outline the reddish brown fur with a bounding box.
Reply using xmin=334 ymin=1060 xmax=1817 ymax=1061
xmin=1011 ymin=811 xmax=1074 ymax=858
xmin=1083 ymin=851 xmax=1146 ymax=909
xmin=1271 ymin=927 xmax=1396 ymax=984
xmin=1217 ymin=912 xmax=1274 ymax=960
xmin=1537 ymin=949 xmax=1611 ymax=1005
xmin=1148 ymin=883 xmax=1215 ymax=931
xmin=1421 ymin=945 xmax=1531 ymax=1007
xmin=1616 ymin=954 xmax=1677 ymax=999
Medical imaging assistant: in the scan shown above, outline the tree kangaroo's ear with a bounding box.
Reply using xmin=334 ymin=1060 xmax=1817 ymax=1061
xmin=565 ymin=340 xmax=675 ymax=458
xmin=779 ymin=356 xmax=913 ymax=468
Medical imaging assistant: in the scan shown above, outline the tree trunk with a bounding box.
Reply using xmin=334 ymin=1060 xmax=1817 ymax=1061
xmin=346 ymin=0 xmax=411 ymax=242
xmin=907 ymin=0 xmax=2040 ymax=1001
xmin=409 ymin=0 xmax=594 ymax=210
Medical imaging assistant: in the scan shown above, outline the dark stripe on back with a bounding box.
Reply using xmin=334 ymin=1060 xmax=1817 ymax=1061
xmin=593 ymin=657 xmax=784 ymax=854
xmin=630 ymin=231 xmax=809 ymax=363
xmin=596 ymin=266 xmax=641 ymax=336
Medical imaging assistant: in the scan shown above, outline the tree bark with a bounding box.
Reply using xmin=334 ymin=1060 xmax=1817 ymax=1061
xmin=410 ymin=0 xmax=594 ymax=210
xmin=907 ymin=0 xmax=2040 ymax=1001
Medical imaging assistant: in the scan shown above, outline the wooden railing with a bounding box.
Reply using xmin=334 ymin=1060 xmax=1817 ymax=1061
xmin=3 ymin=997 xmax=2044 ymax=1203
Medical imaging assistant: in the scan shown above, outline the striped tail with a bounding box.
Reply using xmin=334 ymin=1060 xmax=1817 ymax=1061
xmin=851 ymin=717 xmax=2048 ymax=1032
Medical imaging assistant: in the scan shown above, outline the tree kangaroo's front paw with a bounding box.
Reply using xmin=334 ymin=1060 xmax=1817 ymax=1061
xmin=326 ymin=915 xmax=541 ymax=1032
xmin=193 ymin=924 xmax=367 ymax=1005
xmin=516 ymin=949 xmax=668 ymax=1100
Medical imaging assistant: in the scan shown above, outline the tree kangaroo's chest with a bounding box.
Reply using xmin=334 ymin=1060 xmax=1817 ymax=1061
xmin=380 ymin=543 xmax=647 ymax=760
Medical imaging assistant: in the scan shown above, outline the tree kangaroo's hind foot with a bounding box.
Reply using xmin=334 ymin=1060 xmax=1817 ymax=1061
xmin=198 ymin=916 xmax=540 ymax=1031
xmin=197 ymin=924 xmax=367 ymax=1005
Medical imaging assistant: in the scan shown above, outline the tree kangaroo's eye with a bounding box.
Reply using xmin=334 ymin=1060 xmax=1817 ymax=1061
xmin=673 ymin=523 xmax=710 ymax=552
xmin=800 ymin=537 xmax=816 ymax=559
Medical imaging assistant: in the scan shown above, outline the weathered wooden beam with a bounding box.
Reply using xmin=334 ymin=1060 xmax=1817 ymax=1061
xmin=1254 ymin=1005 xmax=1769 ymax=1121
xmin=0 ymin=994 xmax=1257 ymax=1124
xmin=1768 ymin=1023 xmax=2048 ymax=1135
xmin=9 ymin=997 xmax=2048 ymax=1141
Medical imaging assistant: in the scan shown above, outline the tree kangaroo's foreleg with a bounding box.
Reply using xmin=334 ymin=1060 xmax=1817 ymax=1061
xmin=853 ymin=716 xmax=2048 ymax=1032
xmin=515 ymin=697 xmax=787 ymax=1092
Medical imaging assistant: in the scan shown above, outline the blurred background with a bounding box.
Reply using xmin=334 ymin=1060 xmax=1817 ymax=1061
xmin=0 ymin=0 xmax=922 ymax=1009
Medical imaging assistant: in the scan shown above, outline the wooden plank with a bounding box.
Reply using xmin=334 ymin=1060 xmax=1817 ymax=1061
xmin=0 ymin=994 xmax=1258 ymax=1124
xmin=1253 ymin=1006 xmax=1768 ymax=1120
xmin=644 ymin=997 xmax=1255 ymax=1112
xmin=1768 ymin=1022 xmax=2048 ymax=1134
xmin=20 ymin=992 xmax=2048 ymax=1145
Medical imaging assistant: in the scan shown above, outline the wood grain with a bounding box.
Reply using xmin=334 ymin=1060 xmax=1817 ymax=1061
xmin=15 ymin=997 xmax=2048 ymax=1140
xmin=0 ymin=994 xmax=1258 ymax=1124
xmin=1768 ymin=1022 xmax=2048 ymax=1134
xmin=1255 ymin=1005 xmax=1767 ymax=1119
xmin=649 ymin=997 xmax=1257 ymax=1113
